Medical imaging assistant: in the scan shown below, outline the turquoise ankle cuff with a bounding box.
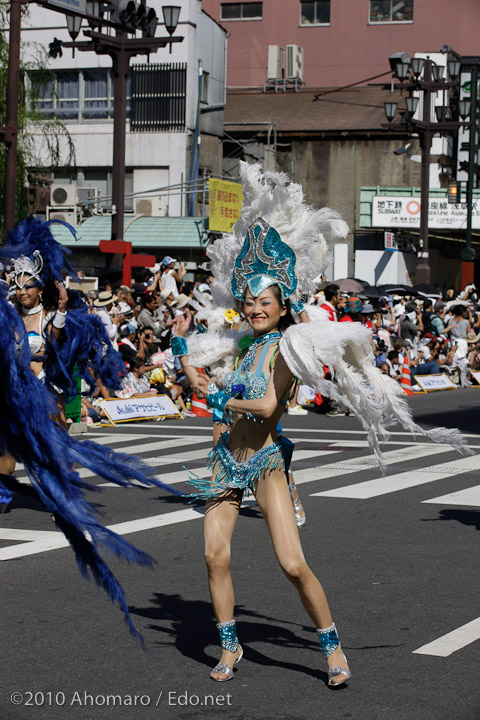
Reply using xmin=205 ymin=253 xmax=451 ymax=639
xmin=217 ymin=619 xmax=239 ymax=653
xmin=317 ymin=622 xmax=340 ymax=659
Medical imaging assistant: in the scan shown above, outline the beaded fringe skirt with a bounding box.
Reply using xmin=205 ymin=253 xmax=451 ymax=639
xmin=186 ymin=432 xmax=293 ymax=501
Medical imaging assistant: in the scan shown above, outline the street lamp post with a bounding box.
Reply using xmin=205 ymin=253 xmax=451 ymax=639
xmin=60 ymin=7 xmax=183 ymax=242
xmin=384 ymin=53 xmax=469 ymax=284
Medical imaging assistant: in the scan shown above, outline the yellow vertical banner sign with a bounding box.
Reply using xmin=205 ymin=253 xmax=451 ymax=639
xmin=209 ymin=179 xmax=244 ymax=232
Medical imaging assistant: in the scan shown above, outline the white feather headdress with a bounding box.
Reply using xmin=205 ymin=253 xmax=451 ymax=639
xmin=207 ymin=161 xmax=349 ymax=308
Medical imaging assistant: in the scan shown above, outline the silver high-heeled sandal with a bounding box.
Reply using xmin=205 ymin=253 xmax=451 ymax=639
xmin=211 ymin=619 xmax=243 ymax=682
xmin=317 ymin=623 xmax=351 ymax=687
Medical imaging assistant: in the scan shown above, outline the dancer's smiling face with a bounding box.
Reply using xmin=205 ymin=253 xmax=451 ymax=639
xmin=16 ymin=276 xmax=43 ymax=309
xmin=243 ymin=285 xmax=286 ymax=336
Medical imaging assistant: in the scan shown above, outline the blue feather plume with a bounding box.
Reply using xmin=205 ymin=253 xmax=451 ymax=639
xmin=0 ymin=294 xmax=183 ymax=640
xmin=0 ymin=215 xmax=78 ymax=285
xmin=45 ymin=290 xmax=126 ymax=398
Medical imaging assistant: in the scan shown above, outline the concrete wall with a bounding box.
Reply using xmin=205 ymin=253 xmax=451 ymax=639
xmin=355 ymin=249 xmax=417 ymax=284
xmin=277 ymin=137 xmax=422 ymax=241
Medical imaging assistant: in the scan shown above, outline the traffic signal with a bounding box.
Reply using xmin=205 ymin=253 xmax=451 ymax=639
xmin=48 ymin=38 xmax=63 ymax=58
xmin=112 ymin=1 xmax=158 ymax=36
xmin=447 ymin=181 xmax=461 ymax=204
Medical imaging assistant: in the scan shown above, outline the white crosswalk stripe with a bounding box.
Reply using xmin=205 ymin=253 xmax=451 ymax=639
xmin=422 ymin=484 xmax=480 ymax=507
xmin=98 ymin=448 xmax=339 ymax=487
xmin=413 ymin=617 xmax=480 ymax=657
xmin=3 ymin=424 xmax=480 ymax=664
xmin=13 ymin=436 xmax=211 ymax=484
xmin=312 ymin=454 xmax=480 ymax=499
xmin=292 ymin=444 xmax=449 ymax=487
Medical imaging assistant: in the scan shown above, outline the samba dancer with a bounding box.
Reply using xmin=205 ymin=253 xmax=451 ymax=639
xmin=0 ymin=217 xmax=182 ymax=637
xmin=170 ymin=163 xmax=470 ymax=687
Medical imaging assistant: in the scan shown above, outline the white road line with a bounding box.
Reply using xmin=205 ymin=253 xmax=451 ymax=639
xmin=292 ymin=444 xmax=446 ymax=488
xmin=83 ymin=433 xmax=152 ymax=444
xmin=422 ymin=485 xmax=480 ymax=507
xmin=98 ymin=449 xmax=340 ymax=487
xmin=106 ymin=507 xmax=204 ymax=534
xmin=14 ymin=437 xmax=211 ymax=484
xmin=0 ymin=529 xmax=68 ymax=559
xmin=327 ymin=439 xmax=480 ymax=450
xmin=0 ymin=507 xmax=206 ymax=561
xmin=312 ymin=455 xmax=480 ymax=499
xmin=413 ymin=618 xmax=480 ymax=657
xmin=91 ymin=435 xmax=209 ymax=455
xmin=88 ymin=423 xmax=480 ymax=444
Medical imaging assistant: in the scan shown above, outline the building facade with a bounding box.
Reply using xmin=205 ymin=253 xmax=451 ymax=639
xmin=15 ymin=0 xmax=228 ymax=271
xmin=202 ymin=0 xmax=479 ymax=89
xmin=204 ymin=0 xmax=480 ymax=286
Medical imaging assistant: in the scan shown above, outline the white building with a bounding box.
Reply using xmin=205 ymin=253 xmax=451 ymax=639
xmin=17 ymin=0 xmax=227 ymax=271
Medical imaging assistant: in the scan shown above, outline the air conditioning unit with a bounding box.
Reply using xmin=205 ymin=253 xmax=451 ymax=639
xmin=46 ymin=207 xmax=79 ymax=226
xmin=286 ymin=44 xmax=304 ymax=81
xmin=267 ymin=45 xmax=285 ymax=80
xmin=77 ymin=186 xmax=100 ymax=212
xmin=51 ymin=183 xmax=77 ymax=206
xmin=134 ymin=196 xmax=165 ymax=217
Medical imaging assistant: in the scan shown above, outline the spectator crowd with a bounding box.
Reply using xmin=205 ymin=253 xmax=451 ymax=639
xmin=4 ymin=250 xmax=479 ymax=423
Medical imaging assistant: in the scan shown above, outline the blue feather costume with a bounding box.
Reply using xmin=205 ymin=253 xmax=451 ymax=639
xmin=45 ymin=290 xmax=127 ymax=399
xmin=0 ymin=219 xmax=183 ymax=640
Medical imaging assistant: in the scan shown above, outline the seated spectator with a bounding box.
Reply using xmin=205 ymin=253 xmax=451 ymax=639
xmin=445 ymin=304 xmax=471 ymax=339
xmin=137 ymin=292 xmax=163 ymax=339
xmin=421 ymin=299 xmax=436 ymax=335
xmin=399 ymin=303 xmax=421 ymax=345
xmin=122 ymin=357 xmax=156 ymax=395
xmin=118 ymin=323 xmax=138 ymax=364
xmin=466 ymin=332 xmax=480 ymax=377
xmin=409 ymin=337 xmax=441 ymax=383
xmin=431 ymin=301 xmax=446 ymax=336
xmin=339 ymin=297 xmax=362 ymax=323
xmin=172 ymin=293 xmax=190 ymax=316
xmin=93 ymin=291 xmax=124 ymax=348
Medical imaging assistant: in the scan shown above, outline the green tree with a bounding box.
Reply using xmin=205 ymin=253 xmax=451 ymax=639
xmin=0 ymin=1 xmax=75 ymax=236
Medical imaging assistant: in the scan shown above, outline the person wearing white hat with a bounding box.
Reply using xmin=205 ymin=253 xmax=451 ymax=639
xmin=161 ymin=255 xmax=185 ymax=298
xmin=93 ymin=291 xmax=122 ymax=346
xmin=172 ymin=293 xmax=189 ymax=312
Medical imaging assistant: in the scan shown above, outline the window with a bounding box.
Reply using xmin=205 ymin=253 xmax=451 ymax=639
xmin=131 ymin=63 xmax=187 ymax=131
xmin=31 ymin=70 xmax=131 ymax=122
xmin=300 ymin=0 xmax=330 ymax=25
xmin=201 ymin=71 xmax=209 ymax=103
xmin=369 ymin=0 xmax=413 ymax=23
xmin=220 ymin=2 xmax=262 ymax=20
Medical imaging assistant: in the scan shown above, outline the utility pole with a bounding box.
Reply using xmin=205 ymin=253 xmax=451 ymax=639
xmin=462 ymin=64 xmax=478 ymax=266
xmin=1 ymin=0 xmax=183 ymax=246
xmin=2 ymin=0 xmax=23 ymax=242
xmin=384 ymin=53 xmax=468 ymax=284
xmin=416 ymin=61 xmax=434 ymax=285
xmin=63 ymin=29 xmax=183 ymax=243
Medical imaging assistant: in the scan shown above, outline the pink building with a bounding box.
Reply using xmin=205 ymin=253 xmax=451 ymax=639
xmin=202 ymin=0 xmax=480 ymax=88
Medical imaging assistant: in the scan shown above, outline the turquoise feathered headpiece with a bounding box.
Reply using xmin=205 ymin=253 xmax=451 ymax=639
xmin=231 ymin=217 xmax=297 ymax=302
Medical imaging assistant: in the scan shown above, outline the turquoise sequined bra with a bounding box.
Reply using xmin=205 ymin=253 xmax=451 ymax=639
xmin=223 ymin=332 xmax=281 ymax=401
xmin=224 ymin=368 xmax=270 ymax=400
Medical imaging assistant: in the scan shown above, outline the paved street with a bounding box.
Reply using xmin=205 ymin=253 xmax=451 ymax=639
xmin=1 ymin=389 xmax=480 ymax=720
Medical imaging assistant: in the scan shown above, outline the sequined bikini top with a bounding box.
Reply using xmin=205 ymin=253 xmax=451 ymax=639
xmin=27 ymin=330 xmax=44 ymax=355
xmin=224 ymin=333 xmax=281 ymax=400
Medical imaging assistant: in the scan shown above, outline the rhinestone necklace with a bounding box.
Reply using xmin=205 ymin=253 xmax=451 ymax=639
xmin=240 ymin=331 xmax=281 ymax=373
xmin=21 ymin=303 xmax=44 ymax=325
